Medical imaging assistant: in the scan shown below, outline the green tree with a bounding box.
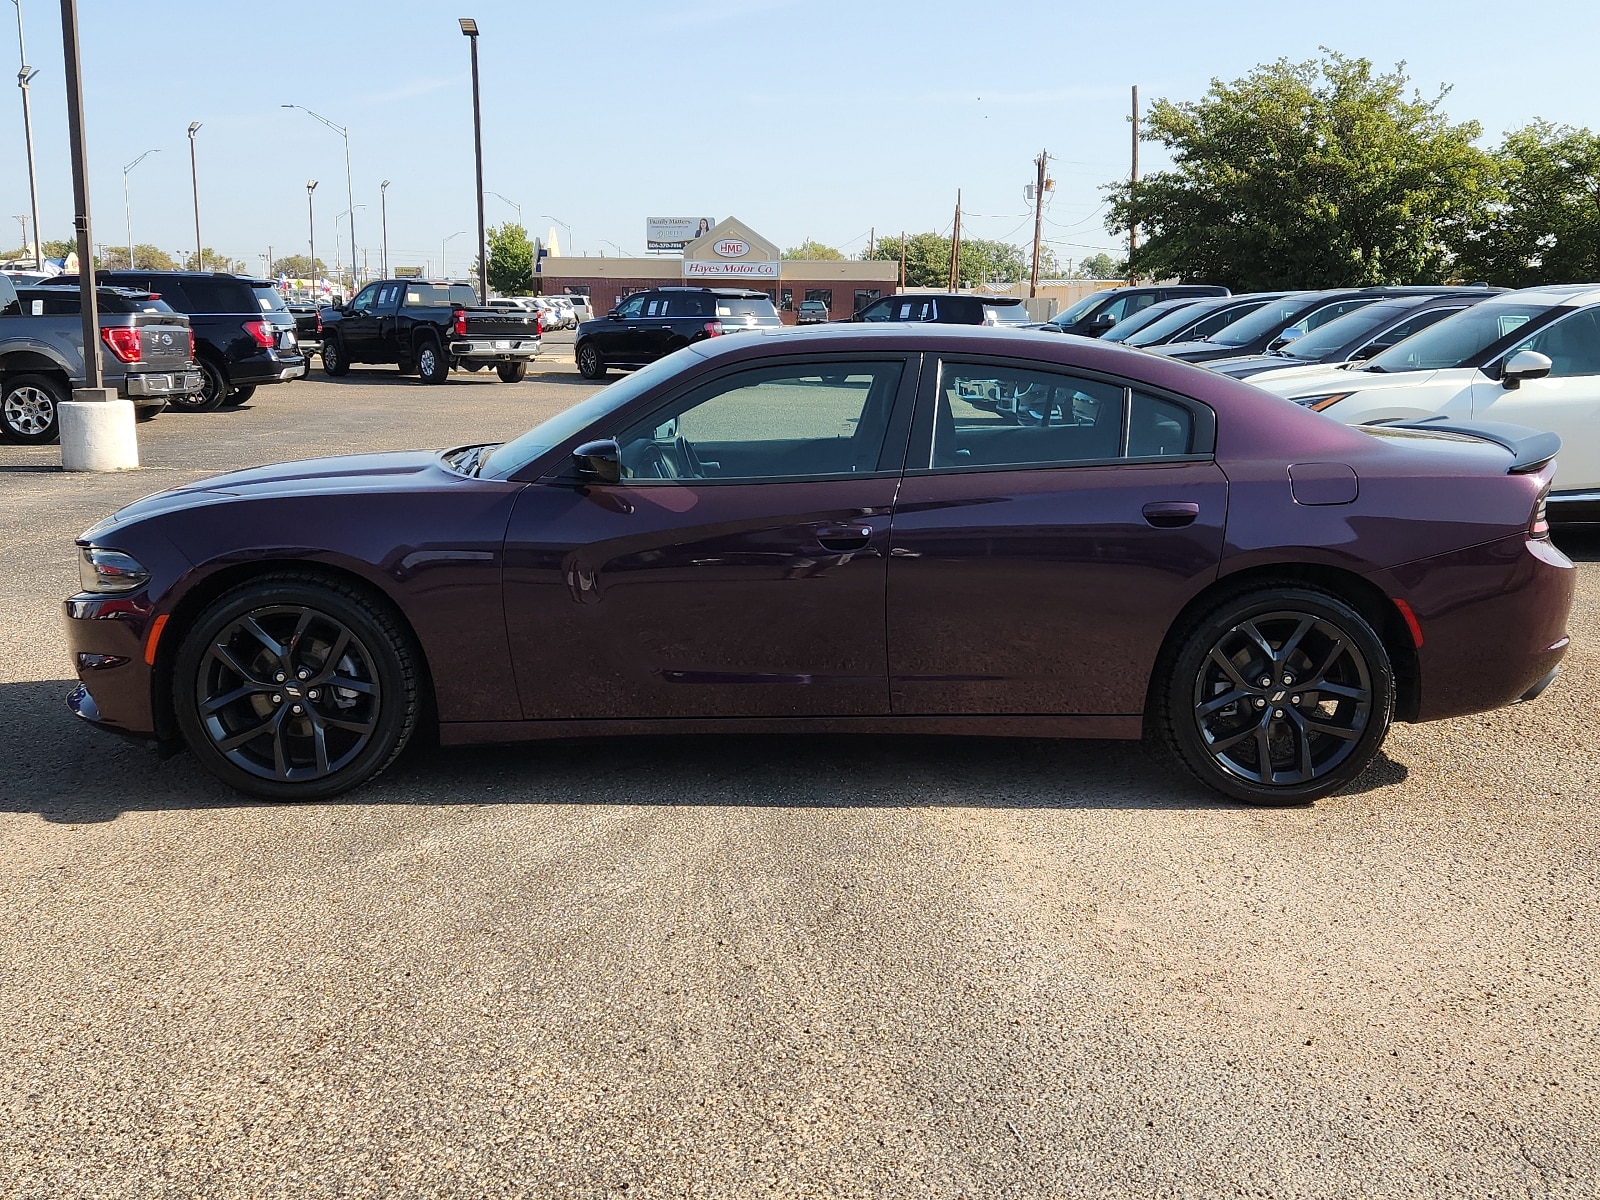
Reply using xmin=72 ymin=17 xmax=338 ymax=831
xmin=782 ymin=239 xmax=844 ymax=260
xmin=181 ymin=248 xmax=246 ymax=273
xmin=96 ymin=244 xmax=176 ymax=270
xmin=1075 ymin=252 xmax=1126 ymax=279
xmin=861 ymin=232 xmax=1030 ymax=289
xmin=1104 ymin=51 xmax=1496 ymax=290
xmin=1453 ymin=121 xmax=1600 ymax=286
xmin=41 ymin=238 xmax=76 ymax=259
xmin=272 ymin=254 xmax=327 ymax=279
xmin=481 ymin=223 xmax=535 ymax=295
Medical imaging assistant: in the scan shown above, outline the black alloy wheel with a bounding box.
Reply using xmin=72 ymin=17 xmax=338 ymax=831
xmin=416 ymin=337 xmax=450 ymax=385
xmin=174 ymin=574 xmax=420 ymax=800
xmin=321 ymin=336 xmax=350 ymax=376
xmin=168 ymin=359 xmax=228 ymax=413
xmin=0 ymin=372 xmax=68 ymax=444
xmin=576 ymin=341 xmax=606 ymax=380
xmin=496 ymin=362 xmax=527 ymax=383
xmin=1155 ymin=586 xmax=1394 ymax=805
xmin=221 ymin=384 xmax=256 ymax=408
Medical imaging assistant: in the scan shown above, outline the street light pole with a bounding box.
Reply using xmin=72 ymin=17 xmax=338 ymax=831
xmin=489 ymin=191 xmax=520 ymax=220
xmin=540 ymin=214 xmax=571 ymax=257
xmin=186 ymin=122 xmax=202 ymax=269
xmin=122 ymin=148 xmax=158 ymax=269
xmin=306 ymin=179 xmax=318 ymax=298
xmin=442 ymin=230 xmax=466 ymax=279
xmin=459 ymin=18 xmax=487 ymax=304
xmin=282 ymin=104 xmax=356 ymax=285
xmin=379 ymin=180 xmax=390 ymax=278
xmin=12 ymin=0 xmax=42 ymax=269
xmin=335 ymin=205 xmax=365 ymax=294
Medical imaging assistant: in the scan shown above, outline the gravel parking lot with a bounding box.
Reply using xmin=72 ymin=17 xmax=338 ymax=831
xmin=2 ymin=342 xmax=1597 ymax=1198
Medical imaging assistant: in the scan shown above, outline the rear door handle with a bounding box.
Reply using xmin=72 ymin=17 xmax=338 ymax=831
xmin=817 ymin=525 xmax=873 ymax=552
xmin=1142 ymin=501 xmax=1200 ymax=528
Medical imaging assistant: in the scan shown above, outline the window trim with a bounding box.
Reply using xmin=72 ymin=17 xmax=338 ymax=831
xmin=905 ymin=354 xmax=1218 ymax=476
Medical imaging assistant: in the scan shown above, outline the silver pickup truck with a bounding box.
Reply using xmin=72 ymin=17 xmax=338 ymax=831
xmin=0 ymin=272 xmax=201 ymax=445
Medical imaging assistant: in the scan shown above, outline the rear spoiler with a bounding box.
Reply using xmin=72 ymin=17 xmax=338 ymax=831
xmin=1369 ymin=416 xmax=1560 ymax=475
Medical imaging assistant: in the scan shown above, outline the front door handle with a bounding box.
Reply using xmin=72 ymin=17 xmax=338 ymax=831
xmin=1142 ymin=501 xmax=1200 ymax=528
xmin=816 ymin=525 xmax=873 ymax=552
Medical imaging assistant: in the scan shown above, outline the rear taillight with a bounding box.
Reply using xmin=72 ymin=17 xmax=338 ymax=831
xmin=535 ymin=314 xmax=543 ymax=336
xmin=1531 ymin=485 xmax=1550 ymax=539
xmin=244 ymin=319 xmax=275 ymax=350
xmin=453 ymin=308 xmax=468 ymax=337
xmin=314 ymin=312 xmax=323 ymax=333
xmin=100 ymin=326 xmax=141 ymax=363
xmin=703 ymin=321 xmax=724 ymax=337
xmin=188 ymin=329 xmax=195 ymax=358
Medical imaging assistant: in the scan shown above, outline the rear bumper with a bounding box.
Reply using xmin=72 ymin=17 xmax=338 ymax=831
xmin=122 ymin=369 xmax=203 ymax=400
xmin=451 ymin=339 xmax=542 ymax=361
xmin=230 ymin=350 xmax=308 ymax=388
xmin=1372 ymin=532 xmax=1575 ymax=722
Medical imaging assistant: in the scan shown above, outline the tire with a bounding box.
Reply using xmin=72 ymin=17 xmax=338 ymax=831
xmin=221 ymin=384 xmax=256 ymax=408
xmin=1151 ymin=585 xmax=1395 ymax=806
xmin=167 ymin=359 xmax=228 ymax=413
xmin=172 ymin=573 xmax=421 ymax=801
xmin=416 ymin=337 xmax=449 ymax=385
xmin=576 ymin=341 xmax=606 ymax=380
xmin=321 ymin=336 xmax=350 ymax=377
xmin=496 ymin=362 xmax=527 ymax=383
xmin=0 ymin=372 xmax=68 ymax=444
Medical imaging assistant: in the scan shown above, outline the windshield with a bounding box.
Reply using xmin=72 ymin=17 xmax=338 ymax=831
xmin=1051 ymin=292 xmax=1107 ymax=326
xmin=1205 ymin=297 xmax=1323 ymax=347
xmin=1122 ymin=298 xmax=1249 ymax=346
xmin=1277 ymin=302 xmax=1404 ymax=360
xmin=1101 ymin=300 xmax=1185 ymax=342
xmin=481 ymin=354 xmax=690 ymax=478
xmin=1361 ymin=301 xmax=1551 ymax=372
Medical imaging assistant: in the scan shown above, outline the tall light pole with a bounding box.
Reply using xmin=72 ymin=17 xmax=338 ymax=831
xmin=121 ymin=148 xmax=158 ymax=269
xmin=335 ymin=204 xmax=365 ymax=293
xmin=186 ymin=121 xmax=202 ymax=269
xmin=305 ymin=179 xmax=318 ymax=297
xmin=541 ymin=213 xmax=571 ymax=257
xmin=282 ymin=104 xmax=356 ymax=285
xmin=489 ymin=191 xmax=519 ymax=220
xmin=442 ymin=230 xmax=466 ymax=279
xmin=459 ymin=18 xmax=487 ymax=304
xmin=12 ymin=1 xmax=41 ymax=269
xmin=379 ymin=179 xmax=390 ymax=278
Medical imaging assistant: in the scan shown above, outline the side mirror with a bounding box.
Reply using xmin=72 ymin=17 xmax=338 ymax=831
xmin=1091 ymin=311 xmax=1117 ymax=331
xmin=607 ymin=310 xmax=622 ymax=320
xmin=572 ymin=439 xmax=622 ymax=484
xmin=1502 ymin=349 xmax=1552 ymax=390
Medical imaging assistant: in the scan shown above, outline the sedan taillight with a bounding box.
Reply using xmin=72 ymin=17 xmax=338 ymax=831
xmin=100 ymin=326 xmax=141 ymax=363
xmin=1531 ymin=485 xmax=1551 ymax=539
xmin=244 ymin=319 xmax=275 ymax=350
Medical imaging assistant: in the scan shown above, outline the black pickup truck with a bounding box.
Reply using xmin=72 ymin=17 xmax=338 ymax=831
xmin=318 ymin=279 xmax=542 ymax=383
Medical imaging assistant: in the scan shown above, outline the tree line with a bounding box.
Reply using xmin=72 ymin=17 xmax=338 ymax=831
xmin=1104 ymin=50 xmax=1600 ymax=291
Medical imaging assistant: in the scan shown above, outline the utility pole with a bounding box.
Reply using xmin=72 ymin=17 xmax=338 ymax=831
xmin=187 ymin=122 xmax=202 ymax=270
xmin=948 ymin=191 xmax=961 ymax=291
xmin=1029 ymin=148 xmax=1049 ymax=299
xmin=380 ymin=180 xmax=390 ymax=278
xmin=898 ymin=230 xmax=906 ymax=291
xmin=13 ymin=0 xmax=42 ymax=269
xmin=460 ymin=18 xmax=487 ymax=305
xmin=1129 ymin=84 xmax=1139 ymax=283
xmin=868 ymin=226 xmax=874 ymax=259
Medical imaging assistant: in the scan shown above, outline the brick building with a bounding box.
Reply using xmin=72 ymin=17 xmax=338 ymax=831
xmin=537 ymin=217 xmax=900 ymax=323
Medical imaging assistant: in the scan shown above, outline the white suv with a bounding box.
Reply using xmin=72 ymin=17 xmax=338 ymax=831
xmin=1251 ymin=284 xmax=1600 ymax=518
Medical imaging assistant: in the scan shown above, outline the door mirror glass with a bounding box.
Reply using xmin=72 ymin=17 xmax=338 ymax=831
xmin=1502 ymin=349 xmax=1553 ymax=389
xmin=572 ymin=438 xmax=622 ymax=484
xmin=1091 ymin=311 xmax=1118 ymax=330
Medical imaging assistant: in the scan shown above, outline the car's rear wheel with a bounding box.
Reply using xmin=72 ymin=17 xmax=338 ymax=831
xmin=173 ymin=574 xmax=420 ymax=801
xmin=221 ymin=384 xmax=256 ymax=408
xmin=321 ymin=336 xmax=350 ymax=376
xmin=576 ymin=341 xmax=606 ymax=379
xmin=168 ymin=359 xmax=228 ymax=413
xmin=0 ymin=372 xmax=67 ymax=444
xmin=417 ymin=337 xmax=449 ymax=385
xmin=496 ymin=362 xmax=527 ymax=383
xmin=1153 ymin=586 xmax=1394 ymax=806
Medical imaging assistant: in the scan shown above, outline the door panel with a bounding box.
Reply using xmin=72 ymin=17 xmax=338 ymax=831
xmin=502 ymin=479 xmax=898 ymax=719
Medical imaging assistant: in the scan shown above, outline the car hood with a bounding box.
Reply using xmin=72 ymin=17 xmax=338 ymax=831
xmin=1205 ymin=353 xmax=1307 ymax=378
xmin=1251 ymin=366 xmax=1444 ymax=399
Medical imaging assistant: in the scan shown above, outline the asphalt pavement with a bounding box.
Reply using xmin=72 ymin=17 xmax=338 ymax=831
xmin=1 ymin=344 xmax=1596 ymax=1198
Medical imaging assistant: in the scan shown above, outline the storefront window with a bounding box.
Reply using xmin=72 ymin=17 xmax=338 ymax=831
xmin=780 ymin=288 xmax=794 ymax=312
xmin=805 ymin=288 xmax=834 ymax=311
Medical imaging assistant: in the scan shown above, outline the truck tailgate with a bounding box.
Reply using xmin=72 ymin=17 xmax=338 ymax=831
xmin=462 ymin=309 xmax=541 ymax=340
xmin=128 ymin=315 xmax=192 ymax=371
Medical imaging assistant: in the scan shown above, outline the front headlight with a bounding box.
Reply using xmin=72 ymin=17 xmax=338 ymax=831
xmin=78 ymin=546 xmax=150 ymax=594
xmin=1292 ymin=392 xmax=1354 ymax=411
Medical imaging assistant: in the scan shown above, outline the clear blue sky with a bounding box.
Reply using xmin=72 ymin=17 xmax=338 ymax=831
xmin=4 ymin=0 xmax=1600 ymax=275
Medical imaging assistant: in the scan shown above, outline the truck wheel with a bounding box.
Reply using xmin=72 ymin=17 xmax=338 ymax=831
xmin=167 ymin=359 xmax=229 ymax=413
xmin=496 ymin=362 xmax=527 ymax=383
xmin=417 ymin=338 xmax=450 ymax=385
xmin=576 ymin=341 xmax=606 ymax=380
xmin=221 ymin=385 xmax=256 ymax=408
xmin=321 ymin=336 xmax=350 ymax=377
xmin=0 ymin=372 xmax=68 ymax=444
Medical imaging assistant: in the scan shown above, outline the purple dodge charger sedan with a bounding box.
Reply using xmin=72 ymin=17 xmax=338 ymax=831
xmin=63 ymin=326 xmax=1574 ymax=806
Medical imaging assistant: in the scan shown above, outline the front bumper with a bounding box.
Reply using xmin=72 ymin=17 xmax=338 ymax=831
xmin=63 ymin=591 xmax=161 ymax=738
xmin=451 ymin=339 xmax=542 ymax=362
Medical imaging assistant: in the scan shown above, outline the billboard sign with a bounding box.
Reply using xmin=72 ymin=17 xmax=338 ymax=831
xmin=684 ymin=259 xmax=779 ymax=278
xmin=647 ymin=217 xmax=715 ymax=251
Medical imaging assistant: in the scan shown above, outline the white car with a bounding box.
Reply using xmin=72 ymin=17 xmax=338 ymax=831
xmin=1251 ymin=284 xmax=1600 ymax=519
xmin=558 ymin=294 xmax=592 ymax=323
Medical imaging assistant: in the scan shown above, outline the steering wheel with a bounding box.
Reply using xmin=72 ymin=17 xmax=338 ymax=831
xmin=675 ymin=436 xmax=705 ymax=479
xmin=637 ymin=443 xmax=678 ymax=479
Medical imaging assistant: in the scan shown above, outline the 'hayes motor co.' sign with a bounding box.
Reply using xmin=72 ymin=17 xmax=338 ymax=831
xmin=713 ymin=239 xmax=749 ymax=259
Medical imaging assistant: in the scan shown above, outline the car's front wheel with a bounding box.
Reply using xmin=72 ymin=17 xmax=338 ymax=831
xmin=576 ymin=341 xmax=606 ymax=379
xmin=173 ymin=574 xmax=421 ymax=801
xmin=1153 ymin=586 xmax=1395 ymax=805
xmin=321 ymin=336 xmax=350 ymax=376
xmin=0 ymin=372 xmax=68 ymax=444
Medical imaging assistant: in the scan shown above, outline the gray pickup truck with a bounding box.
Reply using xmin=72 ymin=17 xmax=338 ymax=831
xmin=0 ymin=273 xmax=201 ymax=444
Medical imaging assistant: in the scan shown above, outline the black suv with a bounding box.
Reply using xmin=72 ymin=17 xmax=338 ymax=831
xmin=1039 ymin=284 xmax=1230 ymax=337
xmin=44 ymin=271 xmax=307 ymax=410
xmin=575 ymin=287 xmax=780 ymax=379
xmin=851 ymin=292 xmax=1031 ymax=326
